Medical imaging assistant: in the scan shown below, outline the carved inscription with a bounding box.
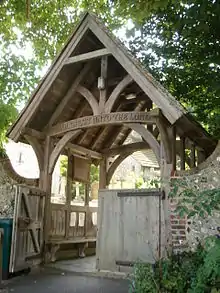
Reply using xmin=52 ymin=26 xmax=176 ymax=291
xmin=48 ymin=111 xmax=157 ymax=136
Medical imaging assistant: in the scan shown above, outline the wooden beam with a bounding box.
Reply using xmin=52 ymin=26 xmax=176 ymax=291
xmin=23 ymin=127 xmax=46 ymax=140
xmin=156 ymin=117 xmax=172 ymax=163
xmin=77 ymin=85 xmax=99 ymax=115
xmin=48 ymin=63 xmax=91 ymax=127
xmin=105 ymin=75 xmax=133 ymax=113
xmin=64 ymin=48 xmax=111 ymax=65
xmin=47 ymin=110 xmax=158 ymax=136
xmin=102 ymin=141 xmax=150 ymax=157
xmin=65 ymin=151 xmax=73 ymax=239
xmin=67 ymin=142 xmax=103 ymax=160
xmin=99 ymin=158 xmax=107 ymax=189
xmin=99 ymin=55 xmax=108 ymax=112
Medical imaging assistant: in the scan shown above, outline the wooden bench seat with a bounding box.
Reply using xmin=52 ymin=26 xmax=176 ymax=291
xmin=45 ymin=237 xmax=96 ymax=263
xmin=49 ymin=237 xmax=96 ymax=245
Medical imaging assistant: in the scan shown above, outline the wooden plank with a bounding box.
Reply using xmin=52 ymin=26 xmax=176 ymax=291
xmin=9 ymin=19 xmax=89 ymax=141
xmin=22 ymin=193 xmax=41 ymax=253
xmin=48 ymin=63 xmax=92 ymax=127
xmin=105 ymin=75 xmax=133 ymax=113
xmin=49 ymin=237 xmax=96 ymax=244
xmin=67 ymin=142 xmax=102 ymax=160
xmin=48 ymin=110 xmax=158 ymax=136
xmin=64 ymin=48 xmax=111 ymax=65
xmin=117 ymin=190 xmax=162 ymax=197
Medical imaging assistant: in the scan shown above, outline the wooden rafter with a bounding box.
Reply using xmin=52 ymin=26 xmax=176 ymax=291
xmin=67 ymin=142 xmax=102 ymax=160
xmin=47 ymin=63 xmax=92 ymax=127
xmin=102 ymin=141 xmax=149 ymax=157
xmin=64 ymin=48 xmax=111 ymax=65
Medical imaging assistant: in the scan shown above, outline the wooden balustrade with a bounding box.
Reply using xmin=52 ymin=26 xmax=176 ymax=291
xmin=49 ymin=203 xmax=97 ymax=242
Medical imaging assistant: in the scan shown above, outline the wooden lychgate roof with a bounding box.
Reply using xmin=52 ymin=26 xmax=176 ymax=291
xmin=7 ymin=13 xmax=216 ymax=156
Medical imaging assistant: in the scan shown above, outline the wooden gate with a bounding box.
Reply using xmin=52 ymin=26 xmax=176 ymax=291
xmin=97 ymin=189 xmax=166 ymax=271
xmin=9 ymin=185 xmax=45 ymax=273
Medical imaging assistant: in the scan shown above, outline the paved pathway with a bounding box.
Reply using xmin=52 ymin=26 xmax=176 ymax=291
xmin=1 ymin=268 xmax=130 ymax=293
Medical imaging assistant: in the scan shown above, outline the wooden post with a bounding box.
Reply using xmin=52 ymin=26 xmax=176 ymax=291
xmin=41 ymin=136 xmax=53 ymax=246
xmin=99 ymin=56 xmax=108 ymax=112
xmin=190 ymin=142 xmax=196 ymax=168
xmin=180 ymin=137 xmax=186 ymax=170
xmin=147 ymin=101 xmax=153 ymax=133
xmin=99 ymin=158 xmax=107 ymax=189
xmin=65 ymin=151 xmax=73 ymax=239
xmin=171 ymin=126 xmax=176 ymax=172
xmin=84 ymin=183 xmax=90 ymax=238
xmin=197 ymin=149 xmax=206 ymax=165
xmin=85 ymin=183 xmax=90 ymax=206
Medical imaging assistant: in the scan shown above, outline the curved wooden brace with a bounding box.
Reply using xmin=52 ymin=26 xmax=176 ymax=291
xmin=126 ymin=123 xmax=161 ymax=164
xmin=107 ymin=152 xmax=131 ymax=185
xmin=156 ymin=121 xmax=172 ymax=163
xmin=0 ymin=154 xmax=39 ymax=186
xmin=77 ymin=85 xmax=99 ymax=115
xmin=48 ymin=130 xmax=81 ymax=174
xmin=24 ymin=134 xmax=44 ymax=171
xmin=105 ymin=75 xmax=133 ymax=113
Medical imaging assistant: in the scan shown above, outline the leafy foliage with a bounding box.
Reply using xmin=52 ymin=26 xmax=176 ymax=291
xmin=132 ymin=239 xmax=220 ymax=293
xmin=169 ymin=177 xmax=220 ymax=219
xmin=128 ymin=0 xmax=220 ymax=138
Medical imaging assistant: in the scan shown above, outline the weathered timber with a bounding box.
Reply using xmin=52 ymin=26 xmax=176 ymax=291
xmin=67 ymin=142 xmax=102 ymax=160
xmin=47 ymin=110 xmax=158 ymax=136
xmin=64 ymin=48 xmax=111 ymax=65
xmin=77 ymin=85 xmax=99 ymax=115
xmin=48 ymin=63 xmax=92 ymax=127
xmin=49 ymin=130 xmax=82 ymax=174
xmin=105 ymin=75 xmax=133 ymax=113
xmin=102 ymin=141 xmax=149 ymax=157
xmin=23 ymin=127 xmax=46 ymax=140
xmin=88 ymin=15 xmax=185 ymax=123
xmin=99 ymin=55 xmax=108 ymax=111
xmin=9 ymin=18 xmax=89 ymax=141
xmin=126 ymin=123 xmax=160 ymax=164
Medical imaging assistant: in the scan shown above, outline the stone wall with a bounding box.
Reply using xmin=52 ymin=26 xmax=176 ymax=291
xmin=0 ymin=159 xmax=16 ymax=218
xmin=170 ymin=141 xmax=220 ymax=250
